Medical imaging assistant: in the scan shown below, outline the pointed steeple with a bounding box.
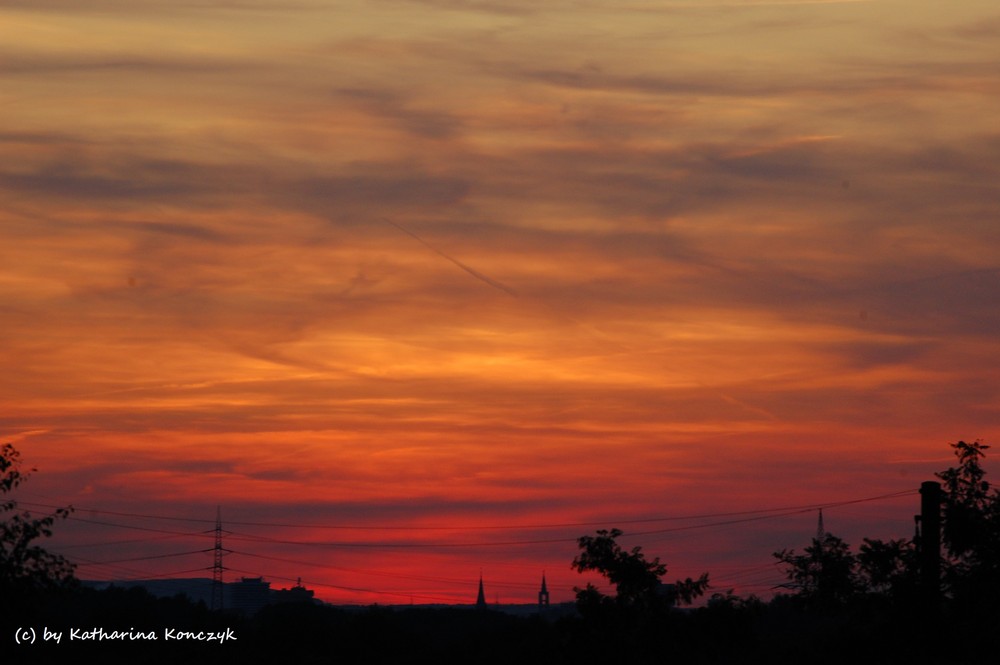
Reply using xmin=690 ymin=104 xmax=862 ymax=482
xmin=476 ymin=574 xmax=487 ymax=609
xmin=816 ymin=509 xmax=826 ymax=542
xmin=538 ymin=573 xmax=550 ymax=609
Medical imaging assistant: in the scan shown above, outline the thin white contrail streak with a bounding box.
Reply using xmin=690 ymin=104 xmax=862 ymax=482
xmin=383 ymin=221 xmax=778 ymax=421
xmin=382 ymin=218 xmax=518 ymax=298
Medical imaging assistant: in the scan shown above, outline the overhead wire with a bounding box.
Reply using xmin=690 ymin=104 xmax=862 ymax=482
xmin=225 ymin=566 xmax=458 ymax=604
xmin=230 ymin=549 xmax=576 ymax=592
xmin=49 ymin=490 xmax=919 ymax=557
xmin=18 ymin=488 xmax=916 ymax=533
xmin=45 ymin=488 xmax=919 ymax=602
xmin=210 ymin=490 xmax=917 ymax=549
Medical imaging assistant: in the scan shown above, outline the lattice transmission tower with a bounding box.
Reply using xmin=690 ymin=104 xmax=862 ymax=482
xmin=210 ymin=506 xmax=230 ymax=611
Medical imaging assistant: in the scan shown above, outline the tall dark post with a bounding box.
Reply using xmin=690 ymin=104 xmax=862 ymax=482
xmin=211 ymin=506 xmax=226 ymax=611
xmin=919 ymin=481 xmax=942 ymax=611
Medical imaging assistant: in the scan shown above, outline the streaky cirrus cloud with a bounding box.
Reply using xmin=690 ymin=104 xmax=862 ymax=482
xmin=3 ymin=0 xmax=999 ymax=602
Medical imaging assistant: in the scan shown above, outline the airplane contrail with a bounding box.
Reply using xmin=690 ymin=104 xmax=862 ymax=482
xmin=382 ymin=218 xmax=518 ymax=298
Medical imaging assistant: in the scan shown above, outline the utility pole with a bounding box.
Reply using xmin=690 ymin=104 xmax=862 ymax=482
xmin=211 ymin=506 xmax=228 ymax=611
xmin=919 ymin=481 xmax=942 ymax=613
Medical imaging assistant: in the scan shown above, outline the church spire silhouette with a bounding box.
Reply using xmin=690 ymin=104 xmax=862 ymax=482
xmin=538 ymin=573 xmax=550 ymax=609
xmin=476 ymin=573 xmax=487 ymax=609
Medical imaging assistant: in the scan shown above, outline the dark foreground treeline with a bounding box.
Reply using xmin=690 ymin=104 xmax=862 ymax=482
xmin=4 ymin=584 xmax=1000 ymax=665
xmin=5 ymin=440 xmax=999 ymax=664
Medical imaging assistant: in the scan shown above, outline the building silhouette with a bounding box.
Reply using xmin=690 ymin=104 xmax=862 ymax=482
xmin=229 ymin=576 xmax=271 ymax=616
xmin=538 ymin=574 xmax=550 ymax=610
xmin=272 ymin=577 xmax=316 ymax=606
xmin=476 ymin=574 xmax=488 ymax=609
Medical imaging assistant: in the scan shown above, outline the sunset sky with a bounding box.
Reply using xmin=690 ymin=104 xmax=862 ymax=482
xmin=3 ymin=0 xmax=999 ymax=604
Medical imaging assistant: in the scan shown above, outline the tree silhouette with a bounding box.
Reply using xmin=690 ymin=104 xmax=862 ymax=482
xmin=1 ymin=443 xmax=75 ymax=595
xmin=775 ymin=530 xmax=923 ymax=610
xmin=774 ymin=440 xmax=1000 ymax=614
xmin=935 ymin=440 xmax=1000 ymax=613
xmin=572 ymin=528 xmax=708 ymax=613
xmin=857 ymin=536 xmax=917 ymax=600
xmin=774 ymin=532 xmax=860 ymax=609
xmin=937 ymin=441 xmax=997 ymax=560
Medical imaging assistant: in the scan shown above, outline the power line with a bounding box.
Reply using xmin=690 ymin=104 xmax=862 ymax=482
xmin=69 ymin=554 xmax=212 ymax=582
xmin=55 ymin=531 xmax=204 ymax=550
xmin=80 ymin=549 xmax=211 ymax=566
xmin=18 ymin=488 xmax=917 ymax=533
xmin=230 ymin=549 xmax=576 ymax=592
xmin=47 ymin=489 xmax=917 ymax=554
xmin=64 ymin=515 xmax=215 ymax=539
xmin=225 ymin=566 xmax=458 ymax=604
xmin=214 ymin=491 xmax=917 ymax=549
xmin=627 ymin=490 xmax=913 ymax=538
xmin=47 ymin=488 xmax=920 ymax=603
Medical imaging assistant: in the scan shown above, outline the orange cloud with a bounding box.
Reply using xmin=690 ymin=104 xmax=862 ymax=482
xmin=3 ymin=0 xmax=998 ymax=603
